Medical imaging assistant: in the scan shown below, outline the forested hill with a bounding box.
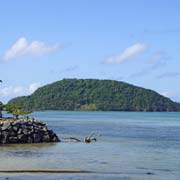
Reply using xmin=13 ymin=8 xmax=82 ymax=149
xmin=8 ymin=79 xmax=180 ymax=112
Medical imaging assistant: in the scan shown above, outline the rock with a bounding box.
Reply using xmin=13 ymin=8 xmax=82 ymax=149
xmin=27 ymin=136 xmax=33 ymax=143
xmin=52 ymin=135 xmax=59 ymax=142
xmin=18 ymin=134 xmax=28 ymax=143
xmin=17 ymin=128 xmax=22 ymax=135
xmin=2 ymin=137 xmax=8 ymax=144
xmin=33 ymin=133 xmax=41 ymax=143
xmin=9 ymin=136 xmax=18 ymax=143
xmin=42 ymin=134 xmax=50 ymax=142
xmin=9 ymin=130 xmax=16 ymax=136
xmin=2 ymin=131 xmax=8 ymax=136
xmin=1 ymin=121 xmax=11 ymax=130
xmin=12 ymin=125 xmax=19 ymax=132
xmin=0 ymin=119 xmax=60 ymax=144
xmin=42 ymin=126 xmax=48 ymax=131
xmin=22 ymin=129 xmax=28 ymax=135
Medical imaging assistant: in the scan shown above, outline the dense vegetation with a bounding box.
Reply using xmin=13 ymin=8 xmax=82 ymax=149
xmin=8 ymin=79 xmax=180 ymax=112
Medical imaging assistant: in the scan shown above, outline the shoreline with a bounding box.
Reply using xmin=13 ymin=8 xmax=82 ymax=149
xmin=0 ymin=170 xmax=92 ymax=174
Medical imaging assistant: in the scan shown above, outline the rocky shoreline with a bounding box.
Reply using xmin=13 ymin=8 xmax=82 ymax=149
xmin=0 ymin=119 xmax=60 ymax=144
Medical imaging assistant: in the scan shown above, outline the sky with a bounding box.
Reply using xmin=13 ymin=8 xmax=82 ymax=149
xmin=0 ymin=0 xmax=180 ymax=103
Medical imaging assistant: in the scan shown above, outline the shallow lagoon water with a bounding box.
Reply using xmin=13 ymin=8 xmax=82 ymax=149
xmin=0 ymin=111 xmax=180 ymax=180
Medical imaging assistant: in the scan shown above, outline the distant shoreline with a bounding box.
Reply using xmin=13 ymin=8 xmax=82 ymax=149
xmin=31 ymin=109 xmax=180 ymax=113
xmin=0 ymin=170 xmax=92 ymax=174
xmin=2 ymin=110 xmax=180 ymax=115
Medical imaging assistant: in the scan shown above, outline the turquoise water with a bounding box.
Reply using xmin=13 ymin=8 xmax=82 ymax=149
xmin=1 ymin=111 xmax=180 ymax=180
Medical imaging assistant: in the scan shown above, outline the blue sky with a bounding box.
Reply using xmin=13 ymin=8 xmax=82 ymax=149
xmin=0 ymin=0 xmax=180 ymax=103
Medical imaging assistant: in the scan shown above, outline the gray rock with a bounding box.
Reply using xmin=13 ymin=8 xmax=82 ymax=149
xmin=17 ymin=128 xmax=22 ymax=134
xmin=12 ymin=125 xmax=19 ymax=132
xmin=52 ymin=135 xmax=60 ymax=142
xmin=2 ymin=131 xmax=8 ymax=136
xmin=0 ymin=119 xmax=60 ymax=144
xmin=1 ymin=121 xmax=11 ymax=130
xmin=17 ymin=134 xmax=28 ymax=143
xmin=42 ymin=135 xmax=50 ymax=142
xmin=33 ymin=133 xmax=41 ymax=143
xmin=2 ymin=134 xmax=8 ymax=144
xmin=22 ymin=129 xmax=28 ymax=135
xmin=9 ymin=136 xmax=18 ymax=143
xmin=27 ymin=136 xmax=33 ymax=143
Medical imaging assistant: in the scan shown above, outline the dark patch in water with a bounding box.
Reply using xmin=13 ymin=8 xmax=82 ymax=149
xmin=137 ymin=167 xmax=171 ymax=172
xmin=146 ymin=172 xmax=155 ymax=175
xmin=5 ymin=150 xmax=55 ymax=158
xmin=155 ymin=168 xmax=171 ymax=172
xmin=88 ymin=160 xmax=108 ymax=165
xmin=100 ymin=162 xmax=108 ymax=164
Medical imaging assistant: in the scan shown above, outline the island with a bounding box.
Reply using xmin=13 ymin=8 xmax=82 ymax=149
xmin=8 ymin=78 xmax=180 ymax=112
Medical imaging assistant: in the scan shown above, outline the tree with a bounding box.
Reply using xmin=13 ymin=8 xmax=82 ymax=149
xmin=5 ymin=104 xmax=32 ymax=119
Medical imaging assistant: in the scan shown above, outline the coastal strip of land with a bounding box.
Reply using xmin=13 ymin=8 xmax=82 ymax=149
xmin=0 ymin=170 xmax=92 ymax=174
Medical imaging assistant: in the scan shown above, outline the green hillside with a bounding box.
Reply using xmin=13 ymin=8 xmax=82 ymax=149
xmin=8 ymin=79 xmax=180 ymax=111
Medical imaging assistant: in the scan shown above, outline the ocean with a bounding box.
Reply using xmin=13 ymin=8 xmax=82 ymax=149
xmin=0 ymin=111 xmax=180 ymax=180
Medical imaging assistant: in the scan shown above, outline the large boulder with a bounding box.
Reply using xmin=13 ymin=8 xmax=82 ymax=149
xmin=0 ymin=119 xmax=60 ymax=144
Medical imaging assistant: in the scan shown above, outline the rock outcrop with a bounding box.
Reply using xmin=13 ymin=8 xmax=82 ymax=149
xmin=0 ymin=119 xmax=60 ymax=144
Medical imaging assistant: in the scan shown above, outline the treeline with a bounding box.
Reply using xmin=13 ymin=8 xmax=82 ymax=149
xmin=8 ymin=78 xmax=180 ymax=112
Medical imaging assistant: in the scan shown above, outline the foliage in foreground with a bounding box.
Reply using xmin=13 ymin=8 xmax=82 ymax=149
xmin=5 ymin=104 xmax=32 ymax=119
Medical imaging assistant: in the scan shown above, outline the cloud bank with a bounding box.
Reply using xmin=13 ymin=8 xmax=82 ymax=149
xmin=0 ymin=83 xmax=40 ymax=103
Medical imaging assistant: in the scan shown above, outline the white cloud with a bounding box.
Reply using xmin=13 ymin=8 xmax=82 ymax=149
xmin=3 ymin=37 xmax=62 ymax=61
xmin=0 ymin=87 xmax=23 ymax=96
xmin=28 ymin=83 xmax=41 ymax=94
xmin=105 ymin=43 xmax=147 ymax=64
xmin=0 ymin=83 xmax=41 ymax=102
